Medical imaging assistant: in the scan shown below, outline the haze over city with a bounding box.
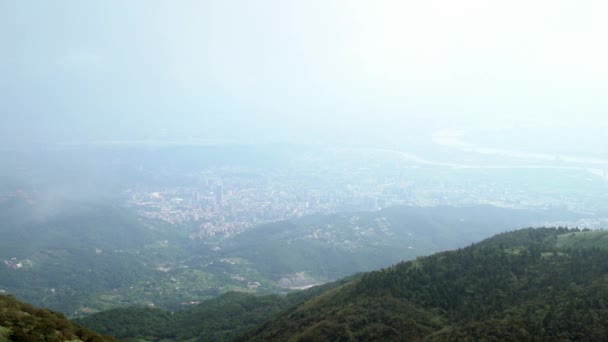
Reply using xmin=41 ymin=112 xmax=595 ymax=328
xmin=2 ymin=0 xmax=607 ymax=153
xmin=1 ymin=2 xmax=608 ymax=341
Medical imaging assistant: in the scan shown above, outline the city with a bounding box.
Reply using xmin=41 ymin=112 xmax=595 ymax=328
xmin=123 ymin=154 xmax=608 ymax=240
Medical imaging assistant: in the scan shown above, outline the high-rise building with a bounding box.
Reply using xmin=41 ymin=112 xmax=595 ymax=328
xmin=215 ymin=183 xmax=223 ymax=209
xmin=191 ymin=191 xmax=200 ymax=209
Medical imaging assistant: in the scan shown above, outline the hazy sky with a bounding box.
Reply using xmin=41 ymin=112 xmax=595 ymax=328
xmin=1 ymin=0 xmax=607 ymax=147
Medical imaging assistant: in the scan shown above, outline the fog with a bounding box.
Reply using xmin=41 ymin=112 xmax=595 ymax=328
xmin=5 ymin=2 xmax=608 ymax=326
xmin=2 ymin=1 xmax=607 ymax=212
xmin=1 ymin=0 xmax=607 ymax=153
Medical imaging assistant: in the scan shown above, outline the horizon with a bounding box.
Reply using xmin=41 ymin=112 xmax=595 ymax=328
xmin=1 ymin=1 xmax=607 ymax=154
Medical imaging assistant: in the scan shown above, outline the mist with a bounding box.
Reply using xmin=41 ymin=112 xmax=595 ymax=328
xmin=1 ymin=0 xmax=607 ymax=154
xmin=4 ymin=3 xmax=608 ymax=337
xmin=1 ymin=0 xmax=607 ymax=221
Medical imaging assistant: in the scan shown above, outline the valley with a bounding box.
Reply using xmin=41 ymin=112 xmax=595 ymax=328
xmin=1 ymin=145 xmax=607 ymax=341
xmin=2 ymin=144 xmax=607 ymax=318
xmin=73 ymin=227 xmax=608 ymax=341
xmin=2 ymin=197 xmax=585 ymax=315
xmin=3 ymin=1 xmax=608 ymax=339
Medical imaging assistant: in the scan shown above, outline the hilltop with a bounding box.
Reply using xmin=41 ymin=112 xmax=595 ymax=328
xmin=0 ymin=294 xmax=117 ymax=342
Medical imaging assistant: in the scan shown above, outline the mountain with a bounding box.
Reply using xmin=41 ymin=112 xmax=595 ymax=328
xmin=0 ymin=198 xmax=165 ymax=314
xmin=74 ymin=277 xmax=356 ymax=342
xmin=236 ymin=227 xmax=608 ymax=341
xmin=0 ymin=294 xmax=117 ymax=342
xmin=76 ymin=227 xmax=608 ymax=341
xmin=217 ymin=205 xmax=580 ymax=284
xmin=3 ymin=195 xmax=579 ymax=316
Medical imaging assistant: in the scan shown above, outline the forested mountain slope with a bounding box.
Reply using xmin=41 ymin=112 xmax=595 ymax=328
xmin=78 ymin=228 xmax=608 ymax=341
xmin=238 ymin=227 xmax=608 ymax=341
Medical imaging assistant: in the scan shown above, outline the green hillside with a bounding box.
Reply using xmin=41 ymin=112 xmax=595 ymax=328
xmin=0 ymin=199 xmax=165 ymax=314
xmin=75 ymin=292 xmax=288 ymax=342
xmin=219 ymin=205 xmax=575 ymax=283
xmin=77 ymin=227 xmax=608 ymax=341
xmin=74 ymin=276 xmax=356 ymax=342
xmin=3 ymin=199 xmax=575 ymax=315
xmin=0 ymin=294 xmax=117 ymax=342
xmin=237 ymin=227 xmax=608 ymax=341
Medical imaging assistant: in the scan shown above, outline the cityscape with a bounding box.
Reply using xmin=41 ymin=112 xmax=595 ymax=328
xmin=123 ymin=156 xmax=608 ymax=239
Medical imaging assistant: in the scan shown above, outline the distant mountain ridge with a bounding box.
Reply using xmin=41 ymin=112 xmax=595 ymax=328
xmin=0 ymin=197 xmax=590 ymax=315
xmin=219 ymin=204 xmax=584 ymax=282
xmin=0 ymin=199 xmax=160 ymax=314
